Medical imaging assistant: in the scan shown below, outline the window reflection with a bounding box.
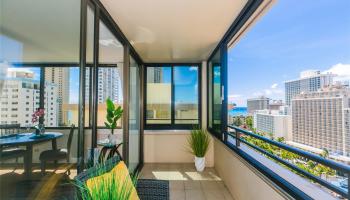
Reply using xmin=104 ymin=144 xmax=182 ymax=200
xmin=146 ymin=67 xmax=172 ymax=124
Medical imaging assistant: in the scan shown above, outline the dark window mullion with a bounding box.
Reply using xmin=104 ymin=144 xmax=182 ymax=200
xmin=171 ymin=65 xmax=175 ymax=126
xmin=39 ymin=67 xmax=45 ymax=124
xmin=198 ymin=65 xmax=202 ymax=129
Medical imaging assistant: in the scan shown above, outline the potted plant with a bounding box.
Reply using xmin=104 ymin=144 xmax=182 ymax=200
xmin=104 ymin=98 xmax=123 ymax=145
xmin=75 ymin=163 xmax=139 ymax=200
xmin=187 ymin=129 xmax=211 ymax=172
xmin=31 ymin=108 xmax=45 ymax=136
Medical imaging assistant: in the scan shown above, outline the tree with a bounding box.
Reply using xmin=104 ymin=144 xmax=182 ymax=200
xmin=245 ymin=116 xmax=253 ymax=130
xmin=233 ymin=117 xmax=242 ymax=127
xmin=320 ymin=148 xmax=329 ymax=158
xmin=277 ymin=137 xmax=285 ymax=143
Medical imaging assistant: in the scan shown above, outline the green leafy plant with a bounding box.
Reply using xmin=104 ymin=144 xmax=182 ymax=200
xmin=104 ymin=98 xmax=123 ymax=135
xmin=75 ymin=170 xmax=138 ymax=200
xmin=187 ymin=129 xmax=211 ymax=157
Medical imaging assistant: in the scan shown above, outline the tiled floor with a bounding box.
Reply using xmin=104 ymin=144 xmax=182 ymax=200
xmin=140 ymin=163 xmax=234 ymax=200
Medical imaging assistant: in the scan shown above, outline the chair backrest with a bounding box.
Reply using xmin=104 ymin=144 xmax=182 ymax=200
xmin=0 ymin=124 xmax=21 ymax=137
xmin=67 ymin=124 xmax=75 ymax=156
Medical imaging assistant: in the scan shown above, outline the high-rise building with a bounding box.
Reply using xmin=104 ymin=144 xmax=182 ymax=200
xmin=45 ymin=67 xmax=70 ymax=125
xmin=247 ymin=96 xmax=270 ymax=114
xmin=147 ymin=67 xmax=163 ymax=83
xmin=345 ymin=107 xmax=350 ymax=156
xmin=0 ymin=68 xmax=58 ymax=127
xmin=269 ymin=100 xmax=284 ymax=110
xmin=291 ymin=85 xmax=350 ymax=156
xmin=253 ymin=109 xmax=291 ymax=139
xmin=285 ymin=70 xmax=334 ymax=106
xmin=84 ymin=68 xmax=121 ymax=104
xmin=97 ymin=68 xmax=121 ymax=104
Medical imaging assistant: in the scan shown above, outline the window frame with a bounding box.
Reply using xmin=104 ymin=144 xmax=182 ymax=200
xmin=5 ymin=64 xmax=118 ymax=129
xmin=144 ymin=63 xmax=201 ymax=130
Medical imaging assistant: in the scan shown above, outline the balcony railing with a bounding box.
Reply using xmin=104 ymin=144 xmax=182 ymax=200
xmin=227 ymin=125 xmax=350 ymax=199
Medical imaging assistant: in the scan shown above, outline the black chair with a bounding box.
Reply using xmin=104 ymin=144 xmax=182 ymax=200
xmin=39 ymin=125 xmax=75 ymax=174
xmin=0 ymin=124 xmax=26 ymax=164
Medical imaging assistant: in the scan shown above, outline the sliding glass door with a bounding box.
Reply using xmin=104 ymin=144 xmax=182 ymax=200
xmin=128 ymin=56 xmax=141 ymax=171
xmin=208 ymin=46 xmax=227 ymax=138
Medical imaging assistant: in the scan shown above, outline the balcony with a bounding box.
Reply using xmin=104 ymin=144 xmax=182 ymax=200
xmin=1 ymin=0 xmax=350 ymax=200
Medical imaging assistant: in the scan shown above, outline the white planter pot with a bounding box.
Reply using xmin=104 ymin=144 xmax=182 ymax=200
xmin=108 ymin=134 xmax=117 ymax=145
xmin=194 ymin=156 xmax=205 ymax=172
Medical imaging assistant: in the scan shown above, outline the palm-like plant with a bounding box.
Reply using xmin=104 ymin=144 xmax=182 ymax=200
xmin=187 ymin=129 xmax=211 ymax=157
xmin=75 ymin=168 xmax=138 ymax=200
xmin=104 ymin=98 xmax=123 ymax=135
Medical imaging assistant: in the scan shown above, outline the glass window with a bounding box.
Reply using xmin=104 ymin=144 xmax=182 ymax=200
xmin=44 ymin=67 xmax=83 ymax=127
xmin=0 ymin=67 xmax=41 ymax=127
xmin=96 ymin=20 xmax=124 ymax=128
xmin=146 ymin=66 xmax=172 ymax=124
xmin=96 ymin=67 xmax=122 ymax=127
xmin=128 ymin=56 xmax=140 ymax=171
xmin=226 ymin=1 xmax=350 ymax=198
xmin=99 ymin=21 xmax=124 ymax=64
xmin=86 ymin=5 xmax=94 ymax=64
xmin=174 ymin=66 xmax=199 ymax=124
xmin=146 ymin=65 xmax=200 ymax=128
xmin=208 ymin=49 xmax=222 ymax=135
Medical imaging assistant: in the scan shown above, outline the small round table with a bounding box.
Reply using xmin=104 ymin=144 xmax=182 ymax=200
xmin=0 ymin=132 xmax=63 ymax=176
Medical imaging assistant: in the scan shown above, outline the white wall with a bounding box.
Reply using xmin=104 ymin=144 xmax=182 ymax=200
xmin=213 ymin=138 xmax=286 ymax=200
xmin=144 ymin=130 xmax=214 ymax=166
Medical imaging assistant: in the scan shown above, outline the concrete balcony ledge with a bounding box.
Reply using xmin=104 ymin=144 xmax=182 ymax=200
xmin=214 ymin=137 xmax=337 ymax=200
xmin=144 ymin=130 xmax=191 ymax=135
xmin=144 ymin=130 xmax=214 ymax=166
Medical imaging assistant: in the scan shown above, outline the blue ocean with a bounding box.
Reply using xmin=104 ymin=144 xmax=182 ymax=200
xmin=228 ymin=107 xmax=247 ymax=117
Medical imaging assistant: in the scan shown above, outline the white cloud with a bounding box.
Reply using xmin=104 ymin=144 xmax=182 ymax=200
xmin=323 ymin=63 xmax=350 ymax=82
xmin=253 ymin=91 xmax=263 ymax=97
xmin=99 ymin=39 xmax=123 ymax=47
xmin=270 ymin=83 xmax=278 ymax=89
xmin=228 ymin=94 xmax=242 ymax=99
xmin=252 ymin=83 xmax=284 ymax=99
xmin=228 ymin=94 xmax=245 ymax=106
xmin=189 ymin=66 xmax=198 ymax=71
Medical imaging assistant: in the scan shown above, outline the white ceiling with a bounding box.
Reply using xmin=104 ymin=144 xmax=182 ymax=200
xmin=0 ymin=0 xmax=126 ymax=64
xmin=0 ymin=0 xmax=250 ymax=64
xmin=0 ymin=0 xmax=81 ymax=63
xmin=100 ymin=0 xmax=248 ymax=63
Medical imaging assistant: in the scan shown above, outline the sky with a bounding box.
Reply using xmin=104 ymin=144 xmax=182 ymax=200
xmin=159 ymin=66 xmax=199 ymax=103
xmin=228 ymin=0 xmax=350 ymax=106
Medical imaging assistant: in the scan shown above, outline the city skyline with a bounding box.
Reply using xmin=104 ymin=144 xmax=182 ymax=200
xmin=228 ymin=0 xmax=350 ymax=107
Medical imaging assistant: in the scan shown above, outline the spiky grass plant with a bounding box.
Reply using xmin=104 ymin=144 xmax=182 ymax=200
xmin=74 ymin=167 xmax=138 ymax=200
xmin=187 ymin=129 xmax=211 ymax=157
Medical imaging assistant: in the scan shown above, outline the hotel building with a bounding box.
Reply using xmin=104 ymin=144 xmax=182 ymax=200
xmin=253 ymin=109 xmax=291 ymax=140
xmin=285 ymin=70 xmax=334 ymax=106
xmin=291 ymin=85 xmax=350 ymax=156
xmin=247 ymin=96 xmax=270 ymax=115
xmin=0 ymin=68 xmax=58 ymax=127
